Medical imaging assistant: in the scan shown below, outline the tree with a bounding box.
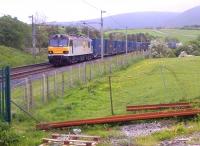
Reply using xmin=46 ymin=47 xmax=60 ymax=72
xmin=150 ymin=39 xmax=175 ymax=58
xmin=0 ymin=15 xmax=31 ymax=50
xmin=175 ymin=36 xmax=200 ymax=56
xmin=65 ymin=26 xmax=79 ymax=35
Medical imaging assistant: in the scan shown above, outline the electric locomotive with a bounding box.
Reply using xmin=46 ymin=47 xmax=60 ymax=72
xmin=48 ymin=34 xmax=93 ymax=65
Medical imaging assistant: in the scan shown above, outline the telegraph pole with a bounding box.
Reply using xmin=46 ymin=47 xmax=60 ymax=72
xmin=125 ymin=27 xmax=128 ymax=54
xmin=101 ymin=10 xmax=106 ymax=60
xmin=29 ymin=15 xmax=36 ymax=59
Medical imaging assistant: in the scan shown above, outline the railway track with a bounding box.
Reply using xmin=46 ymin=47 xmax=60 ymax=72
xmin=11 ymin=62 xmax=54 ymax=80
xmin=36 ymin=109 xmax=200 ymax=130
xmin=126 ymin=102 xmax=192 ymax=111
xmin=0 ymin=62 xmax=54 ymax=81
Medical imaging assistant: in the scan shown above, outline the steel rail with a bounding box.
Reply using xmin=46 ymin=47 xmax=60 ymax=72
xmin=36 ymin=109 xmax=200 ymax=130
xmin=126 ymin=102 xmax=192 ymax=111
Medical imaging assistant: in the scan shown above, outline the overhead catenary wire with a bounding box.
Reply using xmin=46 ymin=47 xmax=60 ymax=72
xmin=81 ymin=0 xmax=100 ymax=11
xmin=81 ymin=0 xmax=126 ymax=29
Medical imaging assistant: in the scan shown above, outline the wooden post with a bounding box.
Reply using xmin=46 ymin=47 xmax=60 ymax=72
xmin=84 ymin=62 xmax=87 ymax=83
xmin=89 ymin=63 xmax=92 ymax=81
xmin=25 ymin=78 xmax=30 ymax=111
xmin=29 ymin=79 xmax=33 ymax=109
xmin=46 ymin=75 xmax=50 ymax=101
xmin=62 ymin=72 xmax=65 ymax=96
xmin=103 ymin=61 xmax=106 ymax=75
xmin=54 ymin=71 xmax=57 ymax=97
xmin=91 ymin=61 xmax=94 ymax=79
xmin=109 ymin=62 xmax=112 ymax=74
xmin=98 ymin=60 xmax=102 ymax=76
xmin=70 ymin=66 xmax=73 ymax=86
xmin=108 ymin=76 xmax=114 ymax=115
xmin=42 ymin=74 xmax=47 ymax=103
xmin=78 ymin=64 xmax=81 ymax=82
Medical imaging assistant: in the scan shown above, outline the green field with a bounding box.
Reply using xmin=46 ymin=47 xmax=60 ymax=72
xmin=10 ymin=57 xmax=200 ymax=145
xmin=0 ymin=45 xmax=47 ymax=68
xmin=106 ymin=28 xmax=200 ymax=43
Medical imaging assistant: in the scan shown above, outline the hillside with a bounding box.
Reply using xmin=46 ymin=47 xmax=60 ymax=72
xmin=167 ymin=6 xmax=200 ymax=27
xmin=49 ymin=5 xmax=200 ymax=28
xmin=0 ymin=45 xmax=47 ymax=68
xmin=106 ymin=28 xmax=200 ymax=43
xmin=12 ymin=57 xmax=200 ymax=145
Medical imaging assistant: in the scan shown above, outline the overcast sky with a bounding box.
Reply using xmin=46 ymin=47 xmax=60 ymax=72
xmin=0 ymin=0 xmax=200 ymax=23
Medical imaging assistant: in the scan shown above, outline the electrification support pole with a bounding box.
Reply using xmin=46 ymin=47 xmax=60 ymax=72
xmin=29 ymin=15 xmax=36 ymax=59
xmin=125 ymin=27 xmax=128 ymax=54
xmin=87 ymin=26 xmax=89 ymax=38
xmin=101 ymin=10 xmax=106 ymax=60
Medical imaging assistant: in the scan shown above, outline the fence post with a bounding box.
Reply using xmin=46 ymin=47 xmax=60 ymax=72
xmin=62 ymin=72 xmax=65 ymax=96
xmin=89 ymin=62 xmax=92 ymax=81
xmin=91 ymin=62 xmax=94 ymax=79
xmin=29 ymin=79 xmax=33 ymax=109
xmin=46 ymin=74 xmax=50 ymax=101
xmin=108 ymin=76 xmax=114 ymax=115
xmin=98 ymin=60 xmax=102 ymax=76
xmin=78 ymin=64 xmax=81 ymax=82
xmin=84 ymin=62 xmax=87 ymax=83
xmin=5 ymin=66 xmax=11 ymax=123
xmin=70 ymin=66 xmax=73 ymax=86
xmin=25 ymin=78 xmax=30 ymax=111
xmin=54 ymin=71 xmax=58 ymax=97
xmin=109 ymin=62 xmax=112 ymax=74
xmin=42 ymin=74 xmax=47 ymax=103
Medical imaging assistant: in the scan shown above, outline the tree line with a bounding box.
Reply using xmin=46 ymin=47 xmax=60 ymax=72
xmin=0 ymin=15 xmax=153 ymax=53
xmin=0 ymin=15 xmax=101 ymax=52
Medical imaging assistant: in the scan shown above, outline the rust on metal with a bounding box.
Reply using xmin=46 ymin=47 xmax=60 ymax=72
xmin=36 ymin=109 xmax=200 ymax=130
xmin=126 ymin=102 xmax=192 ymax=111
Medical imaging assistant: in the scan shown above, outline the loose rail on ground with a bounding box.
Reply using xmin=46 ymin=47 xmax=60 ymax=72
xmin=36 ymin=109 xmax=200 ymax=130
xmin=126 ymin=102 xmax=192 ymax=111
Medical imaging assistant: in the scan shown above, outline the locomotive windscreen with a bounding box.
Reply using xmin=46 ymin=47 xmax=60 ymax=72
xmin=49 ymin=35 xmax=69 ymax=47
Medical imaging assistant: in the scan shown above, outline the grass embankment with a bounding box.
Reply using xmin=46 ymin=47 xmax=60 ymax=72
xmin=12 ymin=57 xmax=200 ymax=146
xmin=106 ymin=28 xmax=200 ymax=43
xmin=0 ymin=45 xmax=47 ymax=68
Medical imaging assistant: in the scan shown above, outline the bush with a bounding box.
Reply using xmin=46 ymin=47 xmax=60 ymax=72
xmin=149 ymin=39 xmax=176 ymax=58
xmin=0 ymin=121 xmax=21 ymax=146
xmin=175 ymin=35 xmax=200 ymax=56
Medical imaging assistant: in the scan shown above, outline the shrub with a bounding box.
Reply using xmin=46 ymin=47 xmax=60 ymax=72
xmin=150 ymin=39 xmax=175 ymax=58
xmin=0 ymin=121 xmax=21 ymax=146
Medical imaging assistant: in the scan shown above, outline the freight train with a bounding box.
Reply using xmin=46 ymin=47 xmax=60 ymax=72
xmin=48 ymin=34 xmax=149 ymax=66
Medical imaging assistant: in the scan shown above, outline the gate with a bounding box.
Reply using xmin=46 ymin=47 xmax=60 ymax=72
xmin=0 ymin=66 xmax=11 ymax=123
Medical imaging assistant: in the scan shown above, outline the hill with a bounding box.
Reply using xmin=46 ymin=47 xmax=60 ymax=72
xmin=0 ymin=45 xmax=47 ymax=67
xmin=167 ymin=6 xmax=200 ymax=27
xmin=49 ymin=5 xmax=200 ymax=28
xmin=106 ymin=28 xmax=200 ymax=43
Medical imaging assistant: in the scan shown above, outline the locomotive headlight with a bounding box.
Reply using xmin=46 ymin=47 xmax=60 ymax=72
xmin=63 ymin=51 xmax=69 ymax=54
xmin=48 ymin=51 xmax=53 ymax=54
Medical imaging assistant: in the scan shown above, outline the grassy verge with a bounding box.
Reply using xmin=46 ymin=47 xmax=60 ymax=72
xmin=0 ymin=45 xmax=47 ymax=68
xmin=10 ymin=57 xmax=200 ymax=145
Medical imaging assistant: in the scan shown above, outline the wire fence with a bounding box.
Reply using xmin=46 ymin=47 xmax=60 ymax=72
xmin=12 ymin=52 xmax=200 ymax=123
xmin=11 ymin=52 xmax=145 ymax=116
